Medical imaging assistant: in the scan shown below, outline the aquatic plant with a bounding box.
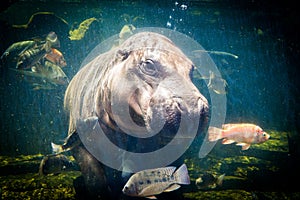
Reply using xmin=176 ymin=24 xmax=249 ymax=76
xmin=68 ymin=17 xmax=98 ymax=40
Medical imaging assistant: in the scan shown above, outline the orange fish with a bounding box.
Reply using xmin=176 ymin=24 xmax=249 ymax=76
xmin=208 ymin=123 xmax=270 ymax=150
xmin=44 ymin=48 xmax=67 ymax=67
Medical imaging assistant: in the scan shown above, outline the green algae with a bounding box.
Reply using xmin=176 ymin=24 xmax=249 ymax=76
xmin=0 ymin=131 xmax=297 ymax=199
xmin=183 ymin=189 xmax=253 ymax=200
xmin=69 ymin=17 xmax=98 ymax=40
xmin=183 ymin=190 xmax=300 ymax=200
xmin=0 ymin=154 xmax=44 ymax=167
xmin=0 ymin=171 xmax=81 ymax=200
xmin=251 ymin=130 xmax=289 ymax=152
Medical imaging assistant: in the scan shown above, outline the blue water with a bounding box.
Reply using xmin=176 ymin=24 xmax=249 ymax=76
xmin=0 ymin=0 xmax=299 ymax=199
xmin=0 ymin=1 xmax=296 ymax=155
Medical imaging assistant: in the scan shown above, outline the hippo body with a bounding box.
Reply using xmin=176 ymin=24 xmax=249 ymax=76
xmin=63 ymin=32 xmax=209 ymax=199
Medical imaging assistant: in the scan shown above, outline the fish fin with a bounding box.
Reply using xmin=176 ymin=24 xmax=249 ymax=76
xmin=139 ymin=185 xmax=159 ymax=197
xmin=146 ymin=196 xmax=157 ymax=199
xmin=120 ymin=156 xmax=135 ymax=178
xmin=242 ymin=144 xmax=251 ymax=150
xmin=43 ymin=41 xmax=52 ymax=53
xmin=216 ymin=174 xmax=225 ymax=186
xmin=222 ymin=124 xmax=238 ymax=130
xmin=195 ymin=177 xmax=203 ymax=185
xmin=236 ymin=143 xmax=251 ymax=150
xmin=164 ymin=184 xmax=181 ymax=192
xmin=208 ymin=126 xmax=223 ymax=141
xmin=222 ymin=139 xmax=235 ymax=144
xmin=212 ymin=88 xmax=226 ymax=95
xmin=51 ymin=142 xmax=63 ymax=154
xmin=38 ymin=156 xmax=47 ymax=175
xmin=1 ymin=52 xmax=9 ymax=59
xmin=173 ymin=164 xmax=190 ymax=185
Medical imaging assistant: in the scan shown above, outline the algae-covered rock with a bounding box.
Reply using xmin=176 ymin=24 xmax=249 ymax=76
xmin=0 ymin=171 xmax=81 ymax=199
xmin=0 ymin=130 xmax=298 ymax=199
xmin=183 ymin=189 xmax=254 ymax=200
xmin=251 ymin=130 xmax=289 ymax=152
xmin=183 ymin=190 xmax=300 ymax=200
xmin=0 ymin=154 xmax=80 ymax=199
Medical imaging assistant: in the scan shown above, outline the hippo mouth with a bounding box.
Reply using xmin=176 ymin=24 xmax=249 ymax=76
xmin=127 ymin=97 xmax=182 ymax=153
xmin=102 ymin=94 xmax=184 ymax=153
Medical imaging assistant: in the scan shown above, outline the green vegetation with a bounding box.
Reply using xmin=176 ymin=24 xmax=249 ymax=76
xmin=0 ymin=171 xmax=81 ymax=199
xmin=0 ymin=131 xmax=299 ymax=199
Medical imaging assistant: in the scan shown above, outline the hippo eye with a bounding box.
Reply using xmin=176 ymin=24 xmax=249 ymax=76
xmin=140 ymin=59 xmax=158 ymax=76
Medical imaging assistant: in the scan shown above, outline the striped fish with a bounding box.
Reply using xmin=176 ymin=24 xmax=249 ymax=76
xmin=122 ymin=164 xmax=190 ymax=199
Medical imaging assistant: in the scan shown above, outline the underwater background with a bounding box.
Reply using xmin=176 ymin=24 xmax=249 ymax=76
xmin=0 ymin=0 xmax=299 ymax=199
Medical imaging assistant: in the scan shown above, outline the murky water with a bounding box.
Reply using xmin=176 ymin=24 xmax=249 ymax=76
xmin=0 ymin=1 xmax=299 ymax=199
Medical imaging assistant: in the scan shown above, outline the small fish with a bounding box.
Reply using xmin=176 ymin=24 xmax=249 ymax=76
xmin=51 ymin=131 xmax=80 ymax=154
xmin=122 ymin=163 xmax=190 ymax=199
xmin=112 ymin=24 xmax=136 ymax=49
xmin=16 ymin=46 xmax=48 ymax=69
xmin=195 ymin=173 xmax=225 ymax=190
xmin=44 ymin=48 xmax=67 ymax=67
xmin=39 ymin=154 xmax=74 ymax=175
xmin=15 ymin=32 xmax=60 ymax=69
xmin=207 ymin=70 xmax=227 ymax=94
xmin=1 ymin=40 xmax=36 ymax=59
xmin=46 ymin=31 xmax=60 ymax=49
xmin=119 ymin=24 xmax=136 ymax=41
xmin=192 ymin=50 xmax=238 ymax=59
xmin=40 ymin=60 xmax=69 ymax=85
xmin=196 ymin=70 xmax=227 ymax=94
xmin=208 ymin=123 xmax=270 ymax=150
xmin=118 ymin=152 xmax=133 ymax=178
xmin=10 ymin=60 xmax=68 ymax=90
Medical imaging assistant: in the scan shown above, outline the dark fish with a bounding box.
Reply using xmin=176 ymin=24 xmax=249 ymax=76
xmin=10 ymin=60 xmax=68 ymax=89
xmin=1 ymin=40 xmax=36 ymax=59
xmin=39 ymin=154 xmax=74 ymax=175
xmin=46 ymin=31 xmax=60 ymax=48
xmin=122 ymin=164 xmax=190 ymax=199
xmin=51 ymin=131 xmax=80 ymax=154
xmin=16 ymin=31 xmax=60 ymax=69
xmin=40 ymin=60 xmax=69 ymax=85
xmin=195 ymin=173 xmax=225 ymax=190
xmin=16 ymin=43 xmax=51 ymax=69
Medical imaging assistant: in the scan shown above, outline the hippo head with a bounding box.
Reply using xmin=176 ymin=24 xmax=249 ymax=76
xmin=95 ymin=32 xmax=209 ymax=150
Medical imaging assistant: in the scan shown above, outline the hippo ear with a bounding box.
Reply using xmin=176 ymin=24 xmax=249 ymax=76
xmin=117 ymin=50 xmax=131 ymax=61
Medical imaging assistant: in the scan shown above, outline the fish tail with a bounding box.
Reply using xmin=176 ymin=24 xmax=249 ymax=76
xmin=43 ymin=41 xmax=52 ymax=53
xmin=51 ymin=142 xmax=63 ymax=154
xmin=1 ymin=52 xmax=9 ymax=59
xmin=208 ymin=126 xmax=223 ymax=142
xmin=174 ymin=164 xmax=190 ymax=185
xmin=38 ymin=156 xmax=47 ymax=175
xmin=216 ymin=173 xmax=225 ymax=186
